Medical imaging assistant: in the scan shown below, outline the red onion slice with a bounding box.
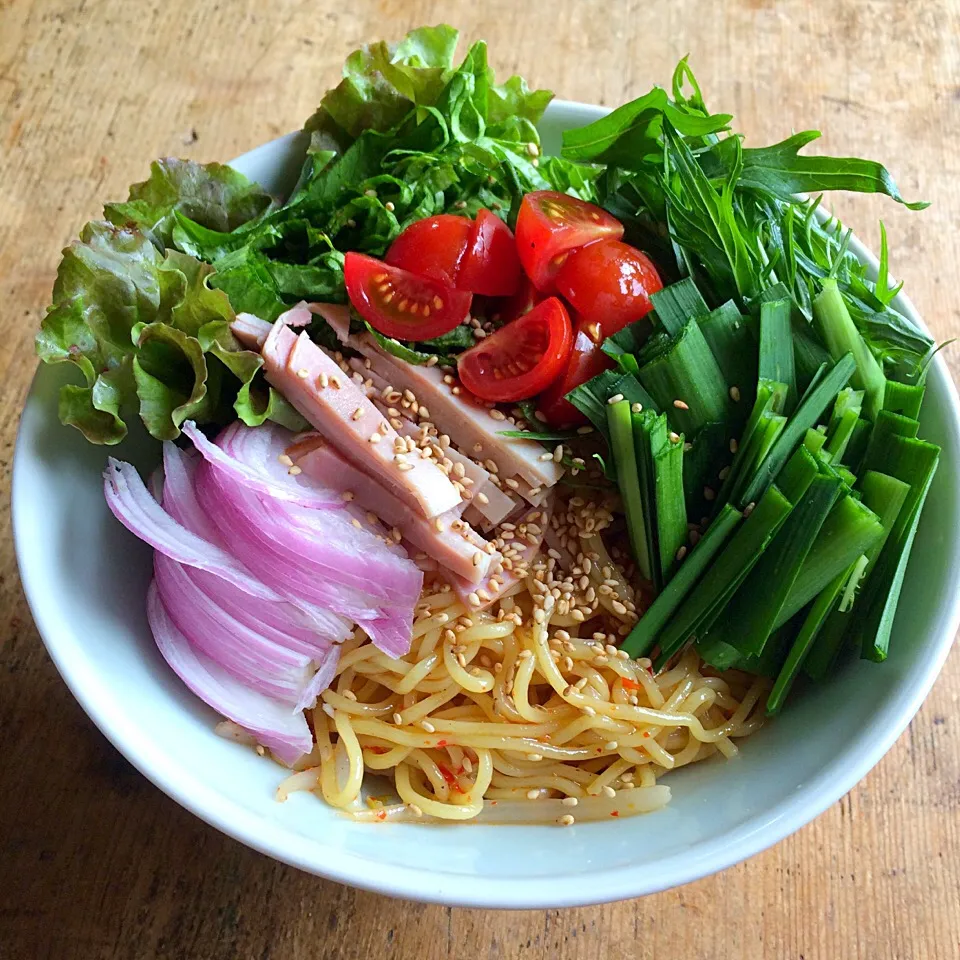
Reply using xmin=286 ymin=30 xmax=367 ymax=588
xmin=147 ymin=582 xmax=312 ymax=766
xmin=155 ymin=552 xmax=321 ymax=706
xmin=181 ymin=421 xmax=343 ymax=509
xmin=104 ymin=458 xmax=277 ymax=601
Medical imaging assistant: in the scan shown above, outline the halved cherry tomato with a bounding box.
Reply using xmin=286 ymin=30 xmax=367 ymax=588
xmin=537 ymin=313 xmax=613 ymax=428
xmin=344 ymin=252 xmax=471 ymax=341
xmin=457 ymin=209 xmax=522 ymax=297
xmin=457 ymin=297 xmax=572 ymax=402
xmin=556 ymin=239 xmax=663 ymax=329
xmin=385 ymin=214 xmax=472 ymax=285
xmin=515 ymin=191 xmax=624 ymax=292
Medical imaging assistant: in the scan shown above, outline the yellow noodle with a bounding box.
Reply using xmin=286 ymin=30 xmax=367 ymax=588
xmin=273 ymin=540 xmax=769 ymax=822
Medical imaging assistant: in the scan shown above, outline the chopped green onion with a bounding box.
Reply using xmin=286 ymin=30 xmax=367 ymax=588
xmin=651 ymin=278 xmax=710 ymax=337
xmin=767 ymin=566 xmax=849 ymax=713
xmin=637 ymin=320 xmax=730 ymax=435
xmin=653 ymin=484 xmax=794 ymax=669
xmin=607 ymin=400 xmax=653 ymax=581
xmin=778 ymin=492 xmax=884 ymax=625
xmin=759 ymin=297 xmax=796 ymax=411
xmin=652 ymin=421 xmax=688 ymax=584
xmin=882 ymin=380 xmax=925 ymax=420
xmin=854 ymin=436 xmax=940 ymax=661
xmin=620 ymin=504 xmax=742 ymax=658
xmin=740 ymin=354 xmax=856 ymax=507
xmin=699 ymin=300 xmax=756 ymax=408
xmin=723 ymin=468 xmax=841 ymax=658
xmin=814 ymin=277 xmax=885 ymax=420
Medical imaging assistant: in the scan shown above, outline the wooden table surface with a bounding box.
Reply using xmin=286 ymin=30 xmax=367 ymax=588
xmin=2 ymin=1 xmax=959 ymax=957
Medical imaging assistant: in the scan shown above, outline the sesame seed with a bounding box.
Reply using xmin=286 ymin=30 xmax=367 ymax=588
xmin=683 ymin=442 xmax=693 ymax=452
xmin=434 ymin=518 xmax=444 ymax=532
xmin=669 ymin=431 xmax=681 ymax=444
xmin=472 ymin=551 xmax=483 ymax=567
xmin=467 ymin=592 xmax=481 ymax=606
xmin=703 ymin=486 xmax=716 ymax=501
xmin=420 ymin=720 xmax=436 ymax=733
xmin=454 ymin=200 xmax=467 ymax=209
xmin=393 ymin=712 xmax=403 ymax=725
xmin=351 ymin=407 xmax=364 ymax=421
xmin=408 ymin=803 xmax=423 ymax=817
xmin=604 ymin=741 xmax=619 ymax=751
xmin=476 ymin=492 xmax=490 ymax=505
xmin=558 ymin=814 xmax=576 ymax=826
xmin=504 ymin=478 xmax=520 ymax=490
xmin=561 ymin=796 xmax=579 ymax=807
xmin=526 ymin=141 xmax=540 ymax=157
xmin=318 ymin=372 xmax=329 ymax=388
xmin=341 ymin=491 xmax=355 ymax=502
xmin=718 ymin=466 xmax=730 ymax=480
xmin=631 ymin=402 xmax=643 ymax=413
xmin=675 ymin=545 xmax=688 ymax=562
xmin=364 ymin=188 xmax=377 ymax=198
xmin=553 ymin=444 xmax=564 ymax=463
xmin=278 ymin=453 xmax=294 ymax=466
xmin=296 ymin=368 xmax=309 ymax=379
xmin=744 ymin=501 xmax=756 ymax=517
xmin=730 ymin=438 xmax=739 ymax=453
xmin=489 ymin=408 xmax=506 ymax=421
xmin=526 ymin=788 xmax=540 ymax=800
xmin=288 ymin=466 xmax=302 ymax=476
xmin=539 ymin=451 xmax=553 ymax=462
xmin=611 ymin=600 xmax=627 ymax=615
xmin=577 ymin=425 xmax=594 ymax=435
xmin=602 ymin=785 xmax=617 ymax=798
xmin=351 ymin=518 xmax=362 ymax=529
xmin=673 ymin=399 xmax=690 ymax=410
xmin=385 ymin=201 xmax=395 ymax=212
xmin=729 ymin=385 xmax=741 ymax=402
xmin=607 ymin=393 xmax=624 ymax=405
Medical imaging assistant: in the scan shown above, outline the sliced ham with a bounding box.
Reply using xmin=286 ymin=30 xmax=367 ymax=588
xmin=311 ymin=303 xmax=563 ymax=493
xmin=231 ymin=312 xmax=273 ymax=349
xmin=294 ymin=441 xmax=500 ymax=585
xmin=259 ymin=317 xmax=462 ymax=519
xmin=450 ymin=500 xmax=552 ymax=611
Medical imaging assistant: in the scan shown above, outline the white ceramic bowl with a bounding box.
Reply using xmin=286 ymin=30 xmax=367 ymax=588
xmin=13 ymin=101 xmax=960 ymax=908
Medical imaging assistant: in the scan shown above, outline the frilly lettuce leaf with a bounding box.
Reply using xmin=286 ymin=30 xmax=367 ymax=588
xmin=36 ymin=222 xmax=303 ymax=444
xmin=105 ymin=158 xmax=275 ymax=248
xmin=303 ymin=25 xmax=461 ymax=150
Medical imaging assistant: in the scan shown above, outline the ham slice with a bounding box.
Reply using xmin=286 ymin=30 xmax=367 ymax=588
xmin=450 ymin=500 xmax=552 ymax=611
xmin=310 ymin=303 xmax=563 ymax=493
xmin=294 ymin=441 xmax=501 ymax=585
xmin=256 ymin=309 xmax=462 ymax=519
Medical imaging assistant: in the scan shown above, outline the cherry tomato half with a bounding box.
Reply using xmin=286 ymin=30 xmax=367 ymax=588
xmin=537 ymin=313 xmax=612 ymax=427
xmin=385 ymin=214 xmax=472 ymax=285
xmin=515 ymin=191 xmax=624 ymax=293
xmin=457 ymin=297 xmax=573 ymax=402
xmin=556 ymin=239 xmax=663 ymax=330
xmin=457 ymin=209 xmax=522 ymax=297
xmin=344 ymin=252 xmax=472 ymax=341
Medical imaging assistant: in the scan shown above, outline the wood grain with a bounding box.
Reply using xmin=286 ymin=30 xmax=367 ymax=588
xmin=1 ymin=1 xmax=958 ymax=958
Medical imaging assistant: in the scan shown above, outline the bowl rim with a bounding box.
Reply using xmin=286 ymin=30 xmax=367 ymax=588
xmin=13 ymin=98 xmax=960 ymax=908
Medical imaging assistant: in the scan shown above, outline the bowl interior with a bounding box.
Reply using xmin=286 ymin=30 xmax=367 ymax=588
xmin=13 ymin=102 xmax=960 ymax=908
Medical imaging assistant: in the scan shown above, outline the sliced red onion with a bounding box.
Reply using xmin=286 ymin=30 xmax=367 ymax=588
xmin=196 ymin=458 xmax=419 ymax=656
xmin=104 ymin=458 xmax=277 ymax=601
xmin=147 ymin=581 xmax=312 ymax=766
xmin=181 ymin=420 xmax=343 ymax=509
xmin=196 ymin=457 xmax=422 ymax=609
xmin=161 ymin=444 xmax=351 ymax=642
xmin=154 ymin=552 xmax=323 ymax=705
xmin=296 ymin=644 xmax=340 ymax=711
